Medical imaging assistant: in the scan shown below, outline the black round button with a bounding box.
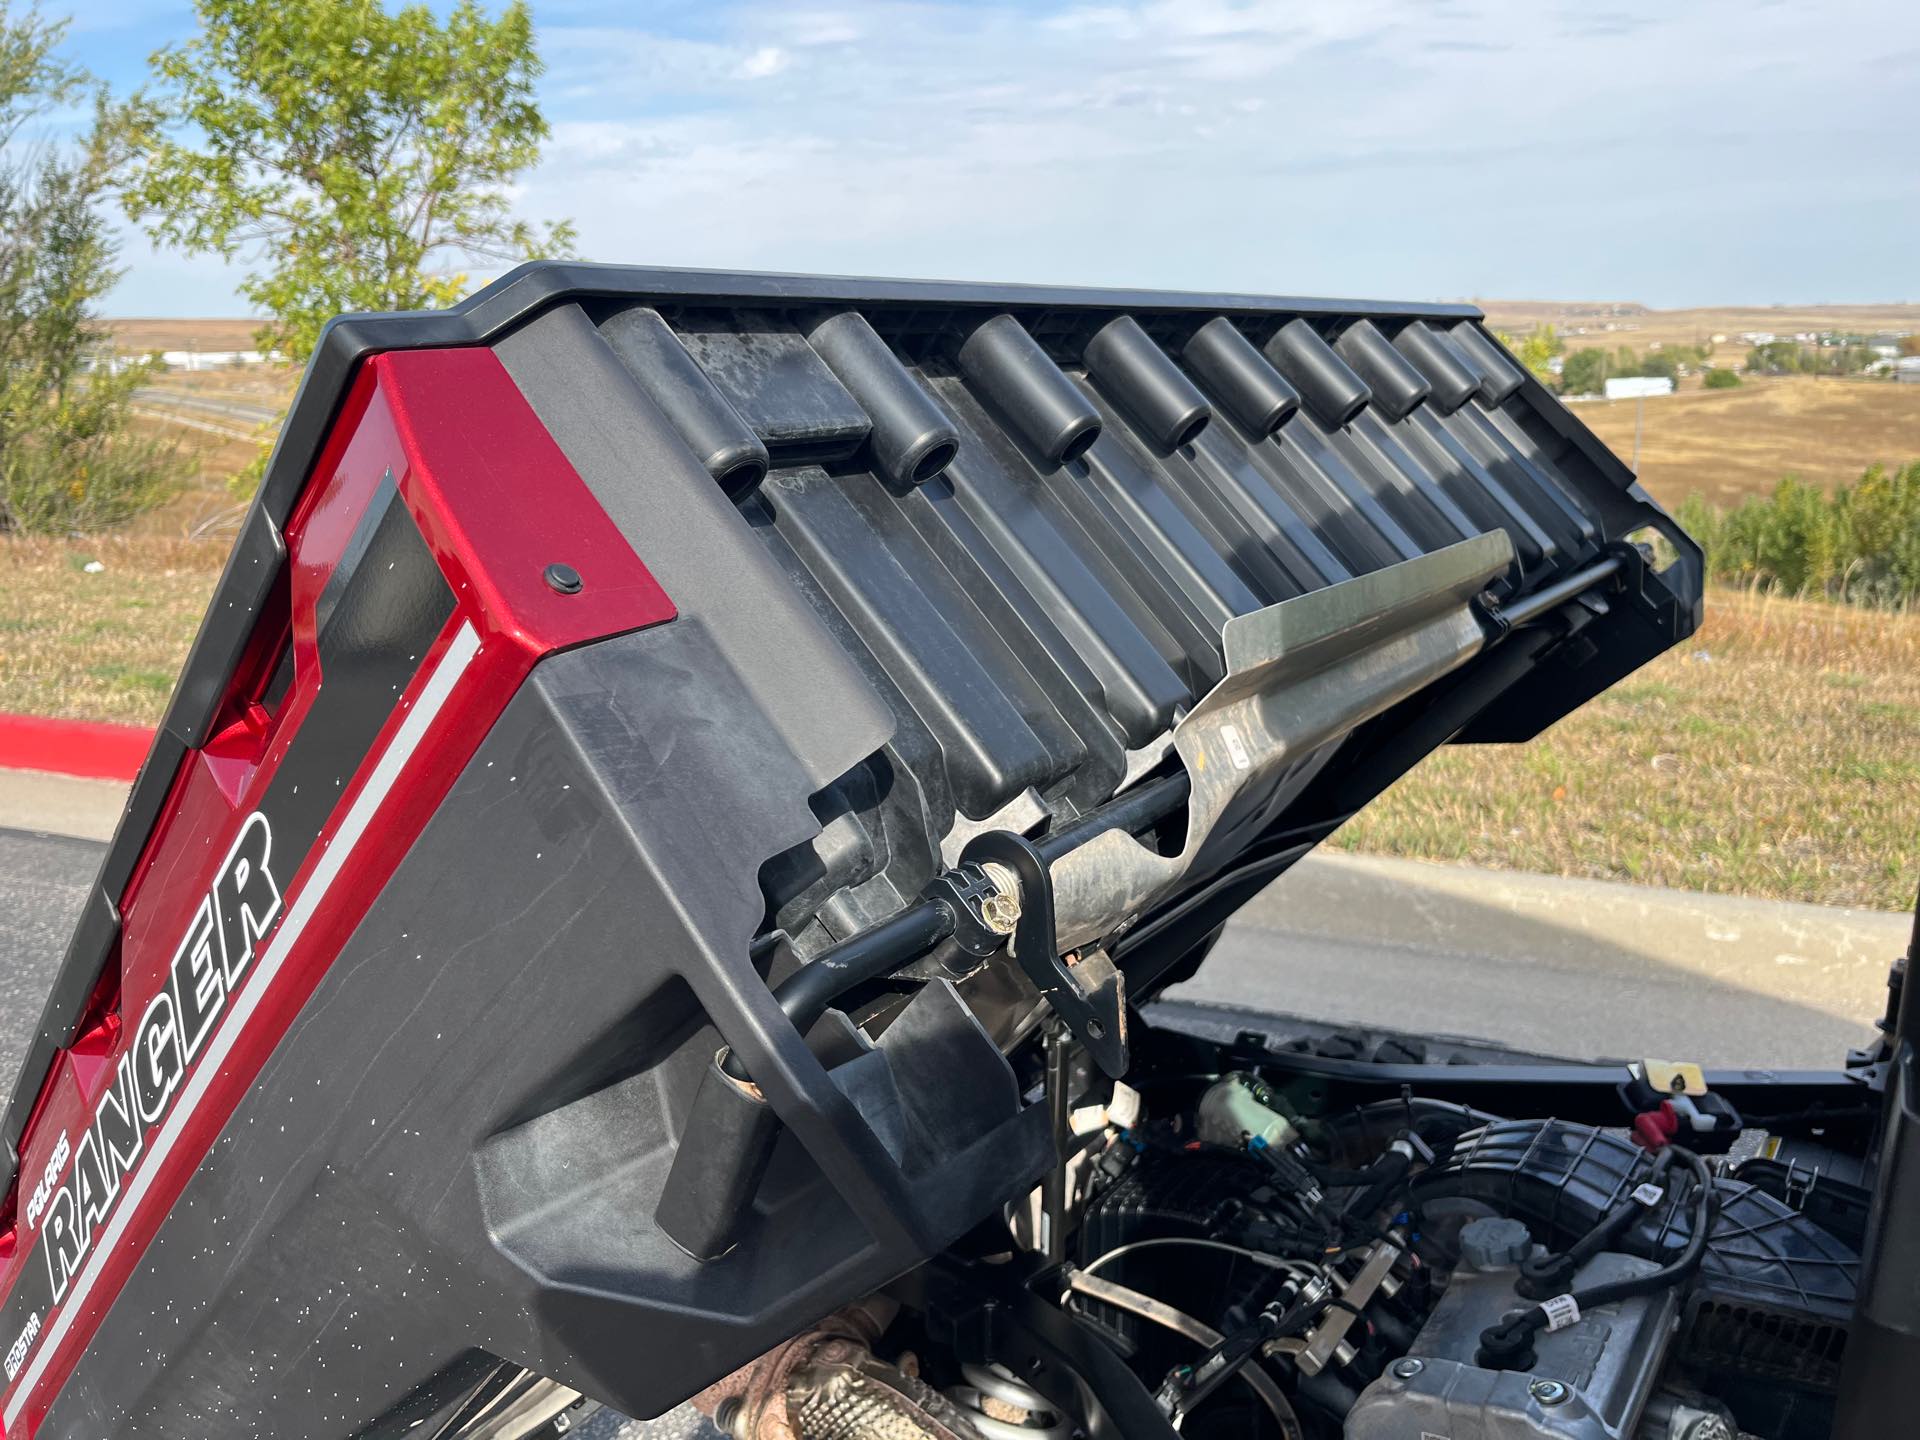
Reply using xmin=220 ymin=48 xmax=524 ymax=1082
xmin=543 ymin=562 xmax=583 ymax=595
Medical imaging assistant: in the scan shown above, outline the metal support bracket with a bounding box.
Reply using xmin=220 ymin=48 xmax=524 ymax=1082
xmin=961 ymin=829 xmax=1129 ymax=1078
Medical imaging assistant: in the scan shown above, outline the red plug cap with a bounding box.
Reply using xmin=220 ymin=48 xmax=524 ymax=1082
xmin=1632 ymin=1101 xmax=1680 ymax=1151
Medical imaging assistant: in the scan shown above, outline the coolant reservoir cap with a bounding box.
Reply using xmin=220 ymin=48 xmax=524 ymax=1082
xmin=1458 ymin=1216 xmax=1533 ymax=1271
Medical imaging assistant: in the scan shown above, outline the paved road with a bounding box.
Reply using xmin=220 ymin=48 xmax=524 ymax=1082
xmin=0 ymin=817 xmax=1906 ymax=1093
xmin=1168 ymin=853 xmax=1906 ymax=1069
xmin=133 ymin=386 xmax=279 ymax=425
xmin=0 ymin=829 xmax=103 ymax=1085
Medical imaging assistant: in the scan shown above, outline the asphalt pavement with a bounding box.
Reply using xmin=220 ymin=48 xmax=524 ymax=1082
xmin=1167 ymin=852 xmax=1908 ymax=1069
xmin=0 ymin=827 xmax=103 ymax=1085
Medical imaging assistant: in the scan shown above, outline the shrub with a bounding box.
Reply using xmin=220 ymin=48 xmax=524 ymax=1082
xmin=0 ymin=17 xmax=182 ymax=534
xmin=1701 ymin=367 xmax=1741 ymax=390
xmin=1678 ymin=461 xmax=1920 ymax=606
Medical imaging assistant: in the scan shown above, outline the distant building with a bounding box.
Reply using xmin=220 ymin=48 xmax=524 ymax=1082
xmin=160 ymin=349 xmax=283 ymax=370
xmin=1605 ymin=376 xmax=1675 ymax=400
xmin=1898 ymin=357 xmax=1920 ymax=385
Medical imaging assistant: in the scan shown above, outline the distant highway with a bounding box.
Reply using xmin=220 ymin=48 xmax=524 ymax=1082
xmin=130 ymin=386 xmax=280 ymax=440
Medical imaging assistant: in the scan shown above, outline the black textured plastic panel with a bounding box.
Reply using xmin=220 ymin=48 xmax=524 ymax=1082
xmin=557 ymin=287 xmax=1692 ymax=945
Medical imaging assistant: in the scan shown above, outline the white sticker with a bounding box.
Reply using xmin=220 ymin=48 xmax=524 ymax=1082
xmin=1541 ymin=1294 xmax=1582 ymax=1332
xmin=1632 ymin=1182 xmax=1665 ymax=1207
xmin=1220 ymin=723 xmax=1252 ymax=771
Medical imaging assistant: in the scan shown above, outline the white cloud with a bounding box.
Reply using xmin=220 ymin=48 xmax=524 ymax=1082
xmin=737 ymin=45 xmax=789 ymax=78
xmin=108 ymin=0 xmax=1920 ymax=312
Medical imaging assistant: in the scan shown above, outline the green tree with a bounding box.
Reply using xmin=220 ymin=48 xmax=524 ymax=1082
xmin=1497 ymin=323 xmax=1563 ymax=383
xmin=0 ymin=7 xmax=178 ymax=533
xmin=121 ymin=0 xmax=574 ymax=368
xmin=1561 ymin=347 xmax=1608 ymax=395
xmin=1683 ymin=462 xmax=1920 ymax=606
xmin=1701 ymin=367 xmax=1741 ymax=390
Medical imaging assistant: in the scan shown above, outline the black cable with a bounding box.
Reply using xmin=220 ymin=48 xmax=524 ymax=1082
xmin=1035 ymin=770 xmax=1190 ymax=863
xmin=1163 ymin=1286 xmax=1331 ymax=1422
xmin=1517 ymin=1149 xmax=1674 ymax=1299
xmin=1479 ymin=1146 xmax=1716 ymax=1368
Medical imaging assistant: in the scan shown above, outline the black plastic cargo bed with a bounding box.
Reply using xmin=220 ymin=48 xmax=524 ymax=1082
xmin=0 ymin=266 xmax=1702 ymax=1435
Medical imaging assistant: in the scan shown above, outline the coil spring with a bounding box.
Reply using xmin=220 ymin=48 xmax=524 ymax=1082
xmin=944 ymin=1363 xmax=1073 ymax=1440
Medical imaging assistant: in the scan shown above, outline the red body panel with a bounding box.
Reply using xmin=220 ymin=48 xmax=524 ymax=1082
xmin=0 ymin=350 xmax=673 ymax=1435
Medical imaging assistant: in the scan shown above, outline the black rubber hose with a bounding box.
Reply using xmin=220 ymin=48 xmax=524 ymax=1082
xmin=1344 ymin=1148 xmax=1415 ymax=1223
xmin=1315 ymin=1100 xmax=1497 ymax=1167
xmin=1480 ymin=1146 xmax=1715 ymax=1365
xmin=1517 ymin=1149 xmax=1673 ymax=1298
xmin=720 ymin=899 xmax=957 ymax=1081
xmin=1308 ymin=1147 xmax=1412 ymax=1191
xmin=1306 ymin=1160 xmax=1395 ymax=1188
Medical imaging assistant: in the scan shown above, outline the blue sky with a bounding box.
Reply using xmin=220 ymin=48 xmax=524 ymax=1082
xmin=63 ymin=0 xmax=1920 ymax=316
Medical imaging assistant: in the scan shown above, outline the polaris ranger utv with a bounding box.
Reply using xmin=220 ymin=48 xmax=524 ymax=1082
xmin=1 ymin=266 xmax=1909 ymax=1440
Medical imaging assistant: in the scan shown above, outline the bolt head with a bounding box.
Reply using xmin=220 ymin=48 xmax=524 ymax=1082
xmin=978 ymin=862 xmax=1022 ymax=934
xmin=1528 ymin=1378 xmax=1571 ymax=1406
xmin=1390 ymin=1357 xmax=1425 ymax=1379
xmin=544 ymin=562 xmax=583 ymax=595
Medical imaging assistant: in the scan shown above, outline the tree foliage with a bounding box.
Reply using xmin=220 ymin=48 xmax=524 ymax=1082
xmin=1497 ymin=324 xmax=1562 ymax=383
xmin=1679 ymin=461 xmax=1920 ymax=606
xmin=1560 ymin=347 xmax=1607 ymax=395
xmin=0 ymin=6 xmax=178 ymax=534
xmin=121 ymin=0 xmax=574 ymax=364
xmin=1744 ymin=339 xmax=1877 ymax=377
xmin=1701 ymin=366 xmax=1741 ymax=390
xmin=1558 ymin=340 xmax=1717 ymax=395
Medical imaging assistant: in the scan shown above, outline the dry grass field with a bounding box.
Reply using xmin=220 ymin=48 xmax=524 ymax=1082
xmin=106 ymin=317 xmax=268 ymax=353
xmin=1567 ymin=376 xmax=1920 ymax=508
xmin=1479 ymin=299 xmax=1920 ymax=369
xmin=1336 ymin=588 xmax=1920 ymax=911
xmin=0 ymin=538 xmax=224 ymax=723
xmin=100 ymin=316 xmax=295 ymax=535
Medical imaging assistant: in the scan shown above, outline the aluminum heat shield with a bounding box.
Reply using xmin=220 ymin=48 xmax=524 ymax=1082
xmin=1048 ymin=529 xmax=1513 ymax=951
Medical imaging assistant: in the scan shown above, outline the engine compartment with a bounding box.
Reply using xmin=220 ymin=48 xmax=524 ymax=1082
xmin=715 ymin=1007 xmax=1880 ymax=1440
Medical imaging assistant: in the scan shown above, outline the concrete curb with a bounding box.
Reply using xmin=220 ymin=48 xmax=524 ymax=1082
xmin=0 ymin=714 xmax=151 ymax=782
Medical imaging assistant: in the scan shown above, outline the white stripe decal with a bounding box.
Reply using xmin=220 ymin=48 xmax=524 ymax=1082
xmin=5 ymin=620 xmax=482 ymax=1430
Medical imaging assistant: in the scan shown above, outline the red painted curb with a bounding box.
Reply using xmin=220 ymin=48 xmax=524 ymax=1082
xmin=0 ymin=713 xmax=153 ymax=783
